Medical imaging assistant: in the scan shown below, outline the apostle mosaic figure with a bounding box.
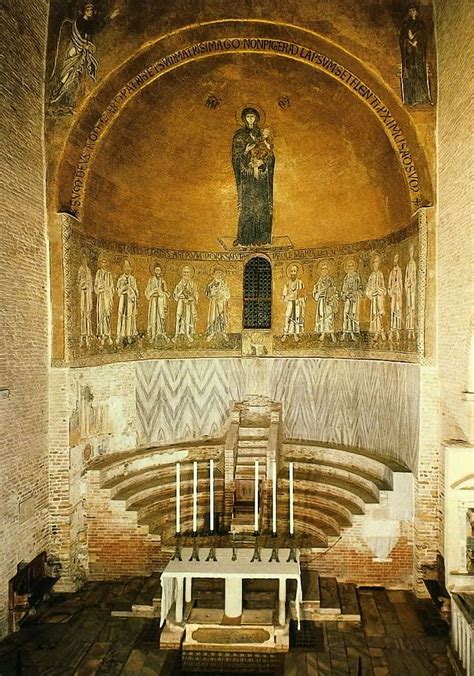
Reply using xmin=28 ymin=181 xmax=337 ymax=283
xmin=116 ymin=260 xmax=138 ymax=345
xmin=173 ymin=265 xmax=199 ymax=343
xmin=341 ymin=259 xmax=363 ymax=341
xmin=399 ymin=6 xmax=433 ymax=106
xmin=145 ymin=262 xmax=170 ymax=343
xmin=94 ymin=254 xmax=114 ymax=346
xmin=205 ymin=266 xmax=230 ymax=341
xmin=405 ymin=243 xmax=417 ymax=340
xmin=281 ymin=264 xmax=306 ymax=342
xmin=77 ymin=253 xmax=93 ymax=347
xmin=313 ymin=261 xmax=338 ymax=343
xmin=388 ymin=253 xmax=403 ymax=341
xmin=366 ymin=254 xmax=387 ymax=342
xmin=232 ymin=107 xmax=275 ymax=246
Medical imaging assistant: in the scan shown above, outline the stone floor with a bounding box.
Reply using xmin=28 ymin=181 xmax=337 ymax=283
xmin=0 ymin=579 xmax=454 ymax=675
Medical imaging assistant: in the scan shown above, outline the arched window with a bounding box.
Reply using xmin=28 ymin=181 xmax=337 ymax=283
xmin=243 ymin=257 xmax=272 ymax=329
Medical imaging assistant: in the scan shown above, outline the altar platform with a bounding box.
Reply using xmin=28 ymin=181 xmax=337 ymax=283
xmin=159 ymin=547 xmax=302 ymax=652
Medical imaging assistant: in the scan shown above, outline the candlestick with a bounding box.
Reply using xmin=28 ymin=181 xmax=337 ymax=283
xmin=176 ymin=463 xmax=181 ymax=535
xmin=192 ymin=461 xmax=197 ymax=534
xmin=272 ymin=460 xmax=277 ymax=535
xmin=209 ymin=459 xmax=214 ymax=533
xmin=289 ymin=462 xmax=294 ymax=536
xmin=254 ymin=460 xmax=259 ymax=533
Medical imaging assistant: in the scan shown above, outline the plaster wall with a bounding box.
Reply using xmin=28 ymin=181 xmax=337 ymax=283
xmin=0 ymin=0 xmax=50 ymax=637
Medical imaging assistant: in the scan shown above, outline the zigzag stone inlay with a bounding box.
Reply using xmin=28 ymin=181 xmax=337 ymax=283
xmin=136 ymin=359 xmax=246 ymax=445
xmin=270 ymin=358 xmax=419 ymax=472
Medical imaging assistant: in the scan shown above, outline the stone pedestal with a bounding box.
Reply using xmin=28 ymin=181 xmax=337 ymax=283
xmin=278 ymin=578 xmax=286 ymax=625
xmin=175 ymin=577 xmax=184 ymax=623
xmin=225 ymin=577 xmax=242 ymax=617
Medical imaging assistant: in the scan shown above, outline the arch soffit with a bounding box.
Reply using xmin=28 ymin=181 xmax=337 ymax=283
xmin=54 ymin=18 xmax=434 ymax=218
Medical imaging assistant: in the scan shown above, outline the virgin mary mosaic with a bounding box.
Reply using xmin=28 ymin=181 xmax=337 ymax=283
xmin=232 ymin=106 xmax=275 ymax=247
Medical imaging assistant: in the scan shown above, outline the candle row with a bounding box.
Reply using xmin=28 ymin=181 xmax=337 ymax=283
xmin=175 ymin=460 xmax=295 ymax=535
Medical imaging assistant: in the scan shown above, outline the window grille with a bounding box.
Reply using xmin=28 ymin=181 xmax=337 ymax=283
xmin=243 ymin=257 xmax=272 ymax=329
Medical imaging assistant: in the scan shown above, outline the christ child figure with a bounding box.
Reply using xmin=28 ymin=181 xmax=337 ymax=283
xmin=249 ymin=127 xmax=274 ymax=179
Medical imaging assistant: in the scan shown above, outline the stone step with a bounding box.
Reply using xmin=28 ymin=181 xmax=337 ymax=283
xmin=237 ymin=438 xmax=268 ymax=448
xmin=301 ymin=570 xmax=320 ymax=607
xmin=235 ymin=470 xmax=266 ymax=480
xmin=238 ymin=427 xmax=269 ymax=439
xmin=230 ymin=523 xmax=256 ymax=534
xmin=236 ymin=447 xmax=267 ymax=458
xmin=319 ymin=576 xmax=341 ymax=614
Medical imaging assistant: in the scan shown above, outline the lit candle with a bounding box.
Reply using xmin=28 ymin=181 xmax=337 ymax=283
xmin=254 ymin=460 xmax=259 ymax=533
xmin=193 ymin=461 xmax=197 ymax=534
xmin=289 ymin=462 xmax=294 ymax=536
xmin=176 ymin=462 xmax=181 ymax=535
xmin=210 ymin=459 xmax=214 ymax=532
xmin=272 ymin=460 xmax=277 ymax=535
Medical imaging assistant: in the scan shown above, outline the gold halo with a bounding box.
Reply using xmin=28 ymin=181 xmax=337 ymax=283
xmin=180 ymin=263 xmax=195 ymax=278
xmin=236 ymin=103 xmax=266 ymax=126
xmin=210 ymin=264 xmax=226 ymax=277
xmin=149 ymin=260 xmax=165 ymax=275
xmin=286 ymin=262 xmax=303 ymax=278
xmin=316 ymin=259 xmax=332 ymax=276
xmin=343 ymin=257 xmax=358 ymax=273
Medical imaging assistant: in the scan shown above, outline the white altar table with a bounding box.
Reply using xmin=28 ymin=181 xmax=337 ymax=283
xmin=160 ymin=547 xmax=302 ymax=629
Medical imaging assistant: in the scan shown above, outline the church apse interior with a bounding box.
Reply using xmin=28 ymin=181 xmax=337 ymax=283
xmin=1 ymin=0 xmax=473 ymax=674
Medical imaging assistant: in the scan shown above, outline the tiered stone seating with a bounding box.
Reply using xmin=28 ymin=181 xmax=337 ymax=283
xmin=84 ymin=405 xmax=411 ymax=554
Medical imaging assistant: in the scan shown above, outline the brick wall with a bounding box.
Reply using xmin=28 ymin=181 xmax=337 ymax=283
xmin=0 ymin=0 xmax=50 ymax=637
xmin=436 ymin=0 xmax=474 ymax=442
xmin=414 ymin=365 xmax=442 ymax=593
xmin=85 ymin=472 xmax=155 ymax=579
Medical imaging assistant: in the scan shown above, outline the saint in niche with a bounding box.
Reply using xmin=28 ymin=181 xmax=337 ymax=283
xmin=399 ymin=6 xmax=433 ymax=106
xmin=232 ymin=107 xmax=275 ymax=246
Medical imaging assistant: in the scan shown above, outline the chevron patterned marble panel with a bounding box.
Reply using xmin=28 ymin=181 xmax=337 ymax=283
xmin=270 ymin=358 xmax=419 ymax=472
xmin=136 ymin=359 xmax=246 ymax=445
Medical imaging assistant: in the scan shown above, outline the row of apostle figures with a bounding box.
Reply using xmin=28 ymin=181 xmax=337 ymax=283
xmin=281 ymin=245 xmax=417 ymax=344
xmin=77 ymin=247 xmax=417 ymax=347
xmin=77 ymin=257 xmax=230 ymax=346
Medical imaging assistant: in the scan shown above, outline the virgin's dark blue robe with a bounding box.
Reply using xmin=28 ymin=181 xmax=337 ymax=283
xmin=232 ymin=126 xmax=275 ymax=246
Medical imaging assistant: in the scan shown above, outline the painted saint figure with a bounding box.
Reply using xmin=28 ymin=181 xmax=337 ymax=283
xmin=232 ymin=108 xmax=275 ymax=246
xmin=205 ymin=266 xmax=230 ymax=341
xmin=399 ymin=6 xmax=432 ymax=106
xmin=341 ymin=259 xmax=363 ymax=341
xmin=94 ymin=255 xmax=114 ymax=345
xmin=313 ymin=261 xmax=338 ymax=343
xmin=77 ymin=253 xmax=93 ymax=347
xmin=49 ymin=3 xmax=119 ymax=112
xmin=173 ymin=266 xmax=199 ymax=343
xmin=145 ymin=263 xmax=170 ymax=343
xmin=388 ymin=253 xmax=403 ymax=341
xmin=405 ymin=243 xmax=417 ymax=340
xmin=281 ymin=264 xmax=306 ymax=342
xmin=366 ymin=254 xmax=387 ymax=342
xmin=116 ymin=260 xmax=138 ymax=344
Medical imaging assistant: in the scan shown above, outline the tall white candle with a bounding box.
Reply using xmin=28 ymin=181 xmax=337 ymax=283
xmin=193 ymin=461 xmax=198 ymax=533
xmin=176 ymin=462 xmax=181 ymax=534
xmin=289 ymin=462 xmax=294 ymax=535
xmin=254 ymin=460 xmax=259 ymax=532
xmin=210 ymin=459 xmax=214 ymax=532
xmin=272 ymin=460 xmax=277 ymax=534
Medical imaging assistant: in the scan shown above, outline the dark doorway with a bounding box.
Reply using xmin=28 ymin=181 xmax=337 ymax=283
xmin=243 ymin=257 xmax=272 ymax=329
